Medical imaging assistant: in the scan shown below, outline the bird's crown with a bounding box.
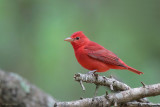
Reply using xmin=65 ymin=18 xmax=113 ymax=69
xmin=71 ymin=31 xmax=87 ymax=39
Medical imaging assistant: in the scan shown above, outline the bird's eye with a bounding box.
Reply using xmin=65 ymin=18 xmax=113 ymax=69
xmin=76 ymin=37 xmax=80 ymax=40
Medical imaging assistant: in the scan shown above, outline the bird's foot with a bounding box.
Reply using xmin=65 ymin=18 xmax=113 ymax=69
xmin=87 ymin=70 xmax=97 ymax=75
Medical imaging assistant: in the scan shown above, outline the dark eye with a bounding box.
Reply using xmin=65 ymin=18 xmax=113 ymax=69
xmin=76 ymin=37 xmax=80 ymax=40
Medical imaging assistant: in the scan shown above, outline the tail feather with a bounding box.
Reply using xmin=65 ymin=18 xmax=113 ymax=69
xmin=127 ymin=66 xmax=144 ymax=75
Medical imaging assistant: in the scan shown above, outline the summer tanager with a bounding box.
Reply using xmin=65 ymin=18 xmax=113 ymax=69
xmin=65 ymin=31 xmax=143 ymax=75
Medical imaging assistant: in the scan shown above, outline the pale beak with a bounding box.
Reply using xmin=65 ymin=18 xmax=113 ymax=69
xmin=64 ymin=37 xmax=74 ymax=42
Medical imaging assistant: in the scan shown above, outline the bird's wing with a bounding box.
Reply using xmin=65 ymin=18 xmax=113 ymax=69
xmin=84 ymin=42 xmax=125 ymax=67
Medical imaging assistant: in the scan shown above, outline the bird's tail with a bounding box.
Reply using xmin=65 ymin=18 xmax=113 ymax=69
xmin=127 ymin=66 xmax=144 ymax=75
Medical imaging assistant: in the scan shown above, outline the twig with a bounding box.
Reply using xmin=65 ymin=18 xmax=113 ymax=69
xmin=114 ymin=99 xmax=118 ymax=107
xmin=79 ymin=80 xmax=85 ymax=91
xmin=141 ymin=82 xmax=146 ymax=88
xmin=94 ymin=85 xmax=99 ymax=97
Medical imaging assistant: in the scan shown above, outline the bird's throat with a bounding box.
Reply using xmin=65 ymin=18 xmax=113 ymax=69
xmin=71 ymin=42 xmax=83 ymax=51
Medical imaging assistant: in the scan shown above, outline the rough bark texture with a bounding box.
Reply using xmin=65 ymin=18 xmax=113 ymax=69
xmin=55 ymin=83 xmax=160 ymax=107
xmin=74 ymin=73 xmax=148 ymax=103
xmin=0 ymin=70 xmax=56 ymax=107
xmin=74 ymin=73 xmax=130 ymax=91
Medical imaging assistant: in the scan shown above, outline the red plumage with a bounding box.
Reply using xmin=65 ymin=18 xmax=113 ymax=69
xmin=65 ymin=31 xmax=143 ymax=75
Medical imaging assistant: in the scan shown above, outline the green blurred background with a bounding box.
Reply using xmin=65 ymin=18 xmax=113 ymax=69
xmin=0 ymin=0 xmax=160 ymax=103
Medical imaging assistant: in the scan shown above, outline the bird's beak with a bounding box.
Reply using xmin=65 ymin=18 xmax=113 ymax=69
xmin=64 ymin=37 xmax=74 ymax=42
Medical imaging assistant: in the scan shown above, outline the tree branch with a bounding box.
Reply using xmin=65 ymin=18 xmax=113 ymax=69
xmin=0 ymin=70 xmax=56 ymax=107
xmin=55 ymin=83 xmax=160 ymax=107
xmin=74 ymin=73 xmax=130 ymax=91
xmin=74 ymin=73 xmax=149 ymax=103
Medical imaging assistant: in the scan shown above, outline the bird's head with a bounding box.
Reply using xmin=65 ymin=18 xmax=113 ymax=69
xmin=65 ymin=31 xmax=90 ymax=49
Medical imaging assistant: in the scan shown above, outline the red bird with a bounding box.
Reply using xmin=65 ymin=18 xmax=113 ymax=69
xmin=65 ymin=31 xmax=143 ymax=75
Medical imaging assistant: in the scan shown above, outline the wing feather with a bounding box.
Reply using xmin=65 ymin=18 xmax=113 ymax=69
xmin=84 ymin=42 xmax=124 ymax=67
